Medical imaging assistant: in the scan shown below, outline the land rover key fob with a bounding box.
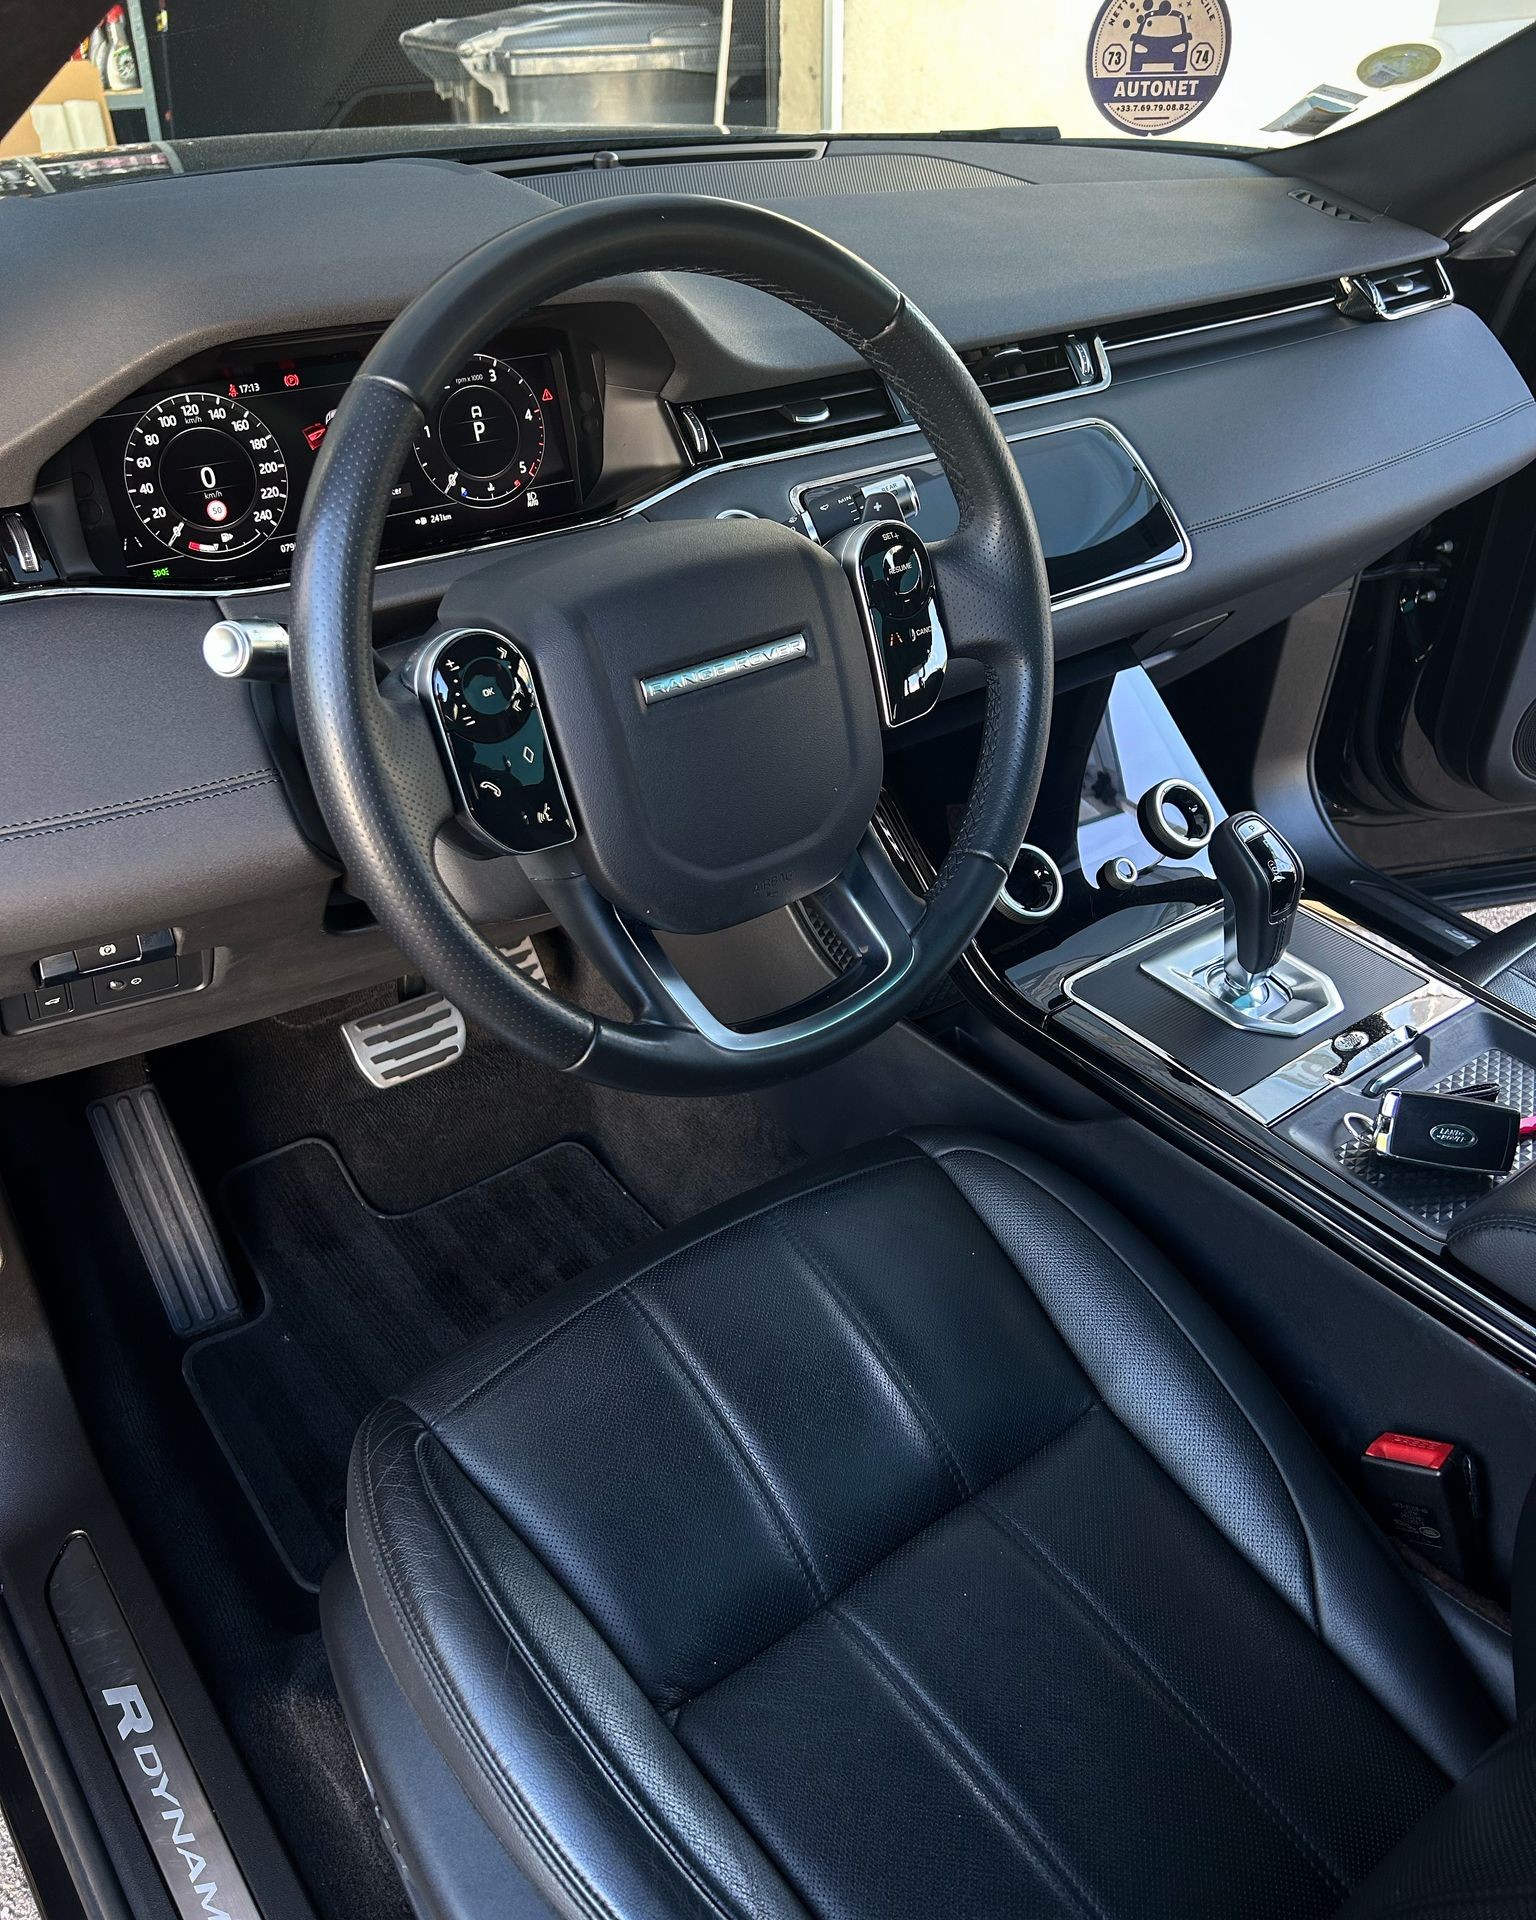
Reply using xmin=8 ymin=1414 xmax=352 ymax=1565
xmin=1373 ymin=1088 xmax=1520 ymax=1176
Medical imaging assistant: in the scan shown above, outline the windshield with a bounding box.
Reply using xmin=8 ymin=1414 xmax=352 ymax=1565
xmin=6 ymin=2 xmax=1535 ymax=162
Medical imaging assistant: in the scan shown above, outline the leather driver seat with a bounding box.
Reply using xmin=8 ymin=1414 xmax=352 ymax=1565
xmin=324 ymin=1131 xmax=1534 ymax=1920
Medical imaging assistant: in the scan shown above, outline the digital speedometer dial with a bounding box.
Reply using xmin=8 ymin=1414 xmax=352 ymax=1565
xmin=413 ymin=354 xmax=547 ymax=507
xmin=122 ymin=392 xmax=288 ymax=560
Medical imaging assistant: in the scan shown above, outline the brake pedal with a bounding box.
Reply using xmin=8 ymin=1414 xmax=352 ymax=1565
xmin=341 ymin=993 xmax=466 ymax=1088
xmin=88 ymin=1085 xmax=241 ymax=1335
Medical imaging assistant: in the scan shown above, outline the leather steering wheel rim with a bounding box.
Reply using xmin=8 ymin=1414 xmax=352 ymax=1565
xmin=290 ymin=196 xmax=1054 ymax=1094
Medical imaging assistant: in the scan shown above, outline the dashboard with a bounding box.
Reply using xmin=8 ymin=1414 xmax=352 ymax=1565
xmin=72 ymin=326 xmax=603 ymax=586
xmin=1 ymin=136 xmax=1535 ymax=1084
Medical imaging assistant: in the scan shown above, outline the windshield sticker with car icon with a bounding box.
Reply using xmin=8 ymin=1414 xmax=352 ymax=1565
xmin=1087 ymin=0 xmax=1231 ymax=136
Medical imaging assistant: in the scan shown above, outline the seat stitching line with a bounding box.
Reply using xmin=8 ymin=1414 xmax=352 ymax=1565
xmin=623 ymin=1288 xmax=827 ymax=1605
xmin=974 ymin=1496 xmax=1353 ymax=1899
xmin=414 ymin=1436 xmax=765 ymax=1920
xmin=772 ymin=1212 xmax=971 ymax=1498
xmin=432 ymin=1148 xmax=924 ymax=1428
xmin=922 ymin=1143 xmax=1325 ymax=1629
xmin=352 ymin=1418 xmax=620 ymax=1920
xmin=673 ymin=1401 xmax=1099 ymax=1718
xmin=825 ymin=1604 xmax=1107 ymax=1920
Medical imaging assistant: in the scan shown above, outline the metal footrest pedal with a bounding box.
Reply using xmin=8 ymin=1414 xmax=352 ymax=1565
xmin=341 ymin=993 xmax=466 ymax=1088
xmin=88 ymin=1084 xmax=241 ymax=1334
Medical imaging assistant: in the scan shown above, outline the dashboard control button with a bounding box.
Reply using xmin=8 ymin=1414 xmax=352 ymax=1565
xmin=997 ymin=845 xmax=1066 ymax=924
xmin=1135 ymin=778 xmax=1216 ymax=858
xmin=78 ymin=934 xmax=141 ymax=972
xmin=1097 ymin=856 xmax=1140 ymax=892
xmin=32 ymin=983 xmax=74 ymax=1020
xmin=138 ymin=929 xmax=176 ymax=963
xmin=36 ymin=951 xmax=79 ymax=986
xmin=90 ymin=957 xmax=178 ymax=1007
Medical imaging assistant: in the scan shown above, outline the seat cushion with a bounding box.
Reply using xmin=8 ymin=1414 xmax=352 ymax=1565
xmin=338 ymin=1131 xmax=1501 ymax=1920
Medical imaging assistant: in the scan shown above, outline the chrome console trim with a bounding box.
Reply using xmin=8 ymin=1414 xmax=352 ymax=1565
xmin=1062 ymin=903 xmax=1471 ymax=1125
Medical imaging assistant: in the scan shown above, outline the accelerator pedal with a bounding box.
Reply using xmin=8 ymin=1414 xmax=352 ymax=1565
xmin=88 ymin=1085 xmax=241 ymax=1334
xmin=500 ymin=935 xmax=549 ymax=988
xmin=341 ymin=992 xmax=466 ymax=1088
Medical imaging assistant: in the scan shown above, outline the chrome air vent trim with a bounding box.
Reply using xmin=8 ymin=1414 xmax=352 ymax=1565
xmin=1337 ymin=259 xmax=1454 ymax=321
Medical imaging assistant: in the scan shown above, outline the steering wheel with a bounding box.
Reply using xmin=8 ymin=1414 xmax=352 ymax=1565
xmin=290 ymin=197 xmax=1053 ymax=1093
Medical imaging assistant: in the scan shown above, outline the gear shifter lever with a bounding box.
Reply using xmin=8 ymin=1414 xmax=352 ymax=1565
xmin=1208 ymin=812 xmax=1303 ymax=1006
xmin=1139 ymin=808 xmax=1342 ymax=1034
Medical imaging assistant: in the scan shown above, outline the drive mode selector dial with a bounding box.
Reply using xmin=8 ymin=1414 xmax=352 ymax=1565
xmin=122 ymin=391 xmax=288 ymax=560
xmin=413 ymin=353 xmax=547 ymax=507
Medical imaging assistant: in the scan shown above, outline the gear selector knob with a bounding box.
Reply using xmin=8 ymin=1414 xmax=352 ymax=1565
xmin=1208 ymin=811 xmax=1303 ymax=992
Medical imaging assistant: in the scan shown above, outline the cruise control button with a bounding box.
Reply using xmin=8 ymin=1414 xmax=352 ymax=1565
xmin=90 ymin=957 xmax=178 ymax=1007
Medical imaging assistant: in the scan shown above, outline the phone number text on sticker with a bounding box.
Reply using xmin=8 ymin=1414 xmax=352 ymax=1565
xmin=1087 ymin=0 xmax=1231 ymax=137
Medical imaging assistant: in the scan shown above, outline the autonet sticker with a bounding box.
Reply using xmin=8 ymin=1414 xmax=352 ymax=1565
xmin=50 ymin=1535 xmax=262 ymax=1920
xmin=1087 ymin=0 xmax=1232 ymax=136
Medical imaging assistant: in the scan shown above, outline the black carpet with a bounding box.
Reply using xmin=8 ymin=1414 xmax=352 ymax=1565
xmin=0 ymin=959 xmax=804 ymax=1920
xmin=186 ymin=1138 xmax=654 ymax=1588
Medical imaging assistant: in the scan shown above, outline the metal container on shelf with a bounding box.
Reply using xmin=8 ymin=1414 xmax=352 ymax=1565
xmin=400 ymin=14 xmax=501 ymax=121
xmin=454 ymin=3 xmax=748 ymax=129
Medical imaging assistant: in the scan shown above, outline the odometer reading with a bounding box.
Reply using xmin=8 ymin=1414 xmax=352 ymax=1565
xmin=122 ymin=391 xmax=288 ymax=560
xmin=414 ymin=354 xmax=547 ymax=507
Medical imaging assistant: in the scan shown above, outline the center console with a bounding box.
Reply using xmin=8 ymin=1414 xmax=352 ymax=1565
xmin=876 ymin=664 xmax=1536 ymax=1365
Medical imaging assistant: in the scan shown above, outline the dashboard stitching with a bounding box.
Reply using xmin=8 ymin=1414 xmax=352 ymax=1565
xmin=0 ymin=769 xmax=278 ymax=843
xmin=1186 ymin=400 xmax=1536 ymax=531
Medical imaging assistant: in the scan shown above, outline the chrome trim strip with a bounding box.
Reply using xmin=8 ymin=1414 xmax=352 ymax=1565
xmin=1105 ymin=295 xmax=1338 ymax=352
xmin=0 ymin=413 xmax=1191 ymax=614
xmin=2 ymin=279 xmax=1458 ymax=612
xmin=639 ymin=632 xmax=806 ymax=704
xmin=0 ymin=342 xmax=1110 ymax=609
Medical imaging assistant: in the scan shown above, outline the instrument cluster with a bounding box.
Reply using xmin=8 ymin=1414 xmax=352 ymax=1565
xmin=76 ymin=327 xmax=598 ymax=587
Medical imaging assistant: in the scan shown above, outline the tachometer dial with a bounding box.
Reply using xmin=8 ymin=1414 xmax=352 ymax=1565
xmin=122 ymin=391 xmax=288 ymax=560
xmin=414 ymin=354 xmax=547 ymax=507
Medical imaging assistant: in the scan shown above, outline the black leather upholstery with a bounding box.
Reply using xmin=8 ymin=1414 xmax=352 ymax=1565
xmin=1446 ymin=1160 xmax=1536 ymax=1313
xmin=1462 ymin=918 xmax=1536 ymax=1021
xmin=332 ymin=1131 xmax=1509 ymax=1920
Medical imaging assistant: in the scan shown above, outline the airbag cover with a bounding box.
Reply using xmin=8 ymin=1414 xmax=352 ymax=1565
xmin=435 ymin=517 xmax=882 ymax=932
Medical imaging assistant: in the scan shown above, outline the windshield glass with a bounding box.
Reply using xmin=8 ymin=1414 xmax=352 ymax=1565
xmin=7 ymin=2 xmax=1535 ymax=161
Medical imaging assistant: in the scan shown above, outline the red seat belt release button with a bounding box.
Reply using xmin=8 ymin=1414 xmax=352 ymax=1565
xmin=1366 ymin=1432 xmax=1456 ymax=1470
xmin=1360 ymin=1433 xmax=1479 ymax=1584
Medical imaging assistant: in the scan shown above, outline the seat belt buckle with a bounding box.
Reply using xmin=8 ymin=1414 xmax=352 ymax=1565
xmin=1360 ymin=1433 xmax=1480 ymax=1583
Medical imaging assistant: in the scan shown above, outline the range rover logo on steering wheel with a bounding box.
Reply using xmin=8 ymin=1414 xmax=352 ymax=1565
xmin=1087 ymin=0 xmax=1231 ymax=137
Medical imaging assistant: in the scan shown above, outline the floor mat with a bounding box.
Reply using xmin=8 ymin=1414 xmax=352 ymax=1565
xmin=185 ymin=1138 xmax=654 ymax=1588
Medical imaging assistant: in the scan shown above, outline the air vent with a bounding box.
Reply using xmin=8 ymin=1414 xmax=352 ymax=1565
xmin=960 ymin=333 xmax=1104 ymax=408
xmin=1338 ymin=260 xmax=1453 ymax=321
xmin=688 ymin=372 xmax=900 ymax=462
xmin=1289 ymin=189 xmax=1365 ymax=221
